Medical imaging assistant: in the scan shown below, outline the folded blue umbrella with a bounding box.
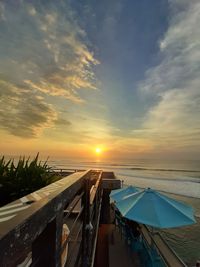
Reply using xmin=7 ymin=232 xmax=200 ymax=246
xmin=110 ymin=185 xmax=139 ymax=203
xmin=115 ymin=188 xmax=196 ymax=228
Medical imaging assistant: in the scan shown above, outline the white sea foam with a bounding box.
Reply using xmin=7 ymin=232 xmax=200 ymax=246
xmin=117 ymin=173 xmax=200 ymax=199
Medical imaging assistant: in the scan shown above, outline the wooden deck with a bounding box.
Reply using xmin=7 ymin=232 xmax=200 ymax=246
xmin=95 ymin=224 xmax=141 ymax=267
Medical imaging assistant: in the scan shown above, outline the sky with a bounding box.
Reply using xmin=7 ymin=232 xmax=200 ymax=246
xmin=0 ymin=0 xmax=200 ymax=160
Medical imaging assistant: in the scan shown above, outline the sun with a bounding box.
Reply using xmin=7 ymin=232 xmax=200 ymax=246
xmin=95 ymin=147 xmax=102 ymax=154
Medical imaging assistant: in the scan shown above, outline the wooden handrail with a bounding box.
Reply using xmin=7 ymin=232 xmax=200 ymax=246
xmin=141 ymin=225 xmax=187 ymax=267
xmin=0 ymin=169 xmax=120 ymax=267
xmin=0 ymin=170 xmax=90 ymax=266
xmin=90 ymin=171 xmax=102 ymax=205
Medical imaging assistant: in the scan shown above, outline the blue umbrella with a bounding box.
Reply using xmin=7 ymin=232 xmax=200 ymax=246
xmin=110 ymin=185 xmax=139 ymax=203
xmin=115 ymin=188 xmax=196 ymax=228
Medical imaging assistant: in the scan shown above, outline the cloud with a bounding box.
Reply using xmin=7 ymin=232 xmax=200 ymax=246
xmin=0 ymin=1 xmax=98 ymax=101
xmin=54 ymin=118 xmax=71 ymax=127
xmin=24 ymin=79 xmax=83 ymax=103
xmin=0 ymin=1 xmax=99 ymax=138
xmin=0 ymin=2 xmax=5 ymax=21
xmin=27 ymin=5 xmax=36 ymax=16
xmin=0 ymin=80 xmax=57 ymax=138
xmin=138 ymin=0 xmax=200 ymax=151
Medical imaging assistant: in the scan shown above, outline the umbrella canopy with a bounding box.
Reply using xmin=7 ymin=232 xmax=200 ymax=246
xmin=110 ymin=185 xmax=139 ymax=202
xmin=115 ymin=188 xmax=196 ymax=228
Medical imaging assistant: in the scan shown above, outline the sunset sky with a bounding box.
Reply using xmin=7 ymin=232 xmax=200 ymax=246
xmin=0 ymin=0 xmax=200 ymax=160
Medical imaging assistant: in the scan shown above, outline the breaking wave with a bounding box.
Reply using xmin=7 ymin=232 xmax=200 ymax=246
xmin=128 ymin=167 xmax=200 ymax=173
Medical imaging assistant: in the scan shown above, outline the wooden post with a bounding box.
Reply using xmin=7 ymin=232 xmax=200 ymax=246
xmin=55 ymin=211 xmax=64 ymax=267
xmin=82 ymin=177 xmax=91 ymax=267
xmin=100 ymin=189 xmax=111 ymax=224
xmin=32 ymin=219 xmax=57 ymax=267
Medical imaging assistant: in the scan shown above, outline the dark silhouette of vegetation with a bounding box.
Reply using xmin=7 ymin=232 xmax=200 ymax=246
xmin=0 ymin=154 xmax=59 ymax=207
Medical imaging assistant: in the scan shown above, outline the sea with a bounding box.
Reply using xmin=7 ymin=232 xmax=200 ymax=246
xmin=48 ymin=158 xmax=200 ymax=266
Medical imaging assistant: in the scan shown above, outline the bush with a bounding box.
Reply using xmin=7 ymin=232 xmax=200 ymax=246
xmin=0 ymin=154 xmax=59 ymax=206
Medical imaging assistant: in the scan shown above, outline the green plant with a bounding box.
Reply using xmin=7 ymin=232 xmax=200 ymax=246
xmin=0 ymin=154 xmax=59 ymax=206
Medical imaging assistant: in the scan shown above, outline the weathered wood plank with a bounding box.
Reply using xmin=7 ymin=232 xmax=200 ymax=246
xmin=101 ymin=179 xmax=121 ymax=190
xmin=0 ymin=170 xmax=90 ymax=266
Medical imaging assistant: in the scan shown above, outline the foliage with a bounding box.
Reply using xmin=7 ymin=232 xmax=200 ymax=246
xmin=0 ymin=154 xmax=59 ymax=206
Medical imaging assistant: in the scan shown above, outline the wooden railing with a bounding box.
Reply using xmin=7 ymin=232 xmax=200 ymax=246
xmin=141 ymin=225 xmax=187 ymax=267
xmin=0 ymin=170 xmax=121 ymax=267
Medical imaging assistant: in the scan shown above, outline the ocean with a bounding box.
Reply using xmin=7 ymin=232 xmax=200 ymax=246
xmin=48 ymin=158 xmax=200 ymax=266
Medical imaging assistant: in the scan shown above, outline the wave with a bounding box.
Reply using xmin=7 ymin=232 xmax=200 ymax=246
xmin=52 ymin=162 xmax=200 ymax=173
xmin=117 ymin=172 xmax=200 ymax=199
xmin=52 ymin=164 xmax=200 ymax=174
xmin=48 ymin=159 xmax=200 ymax=173
xmin=128 ymin=167 xmax=200 ymax=173
xmin=116 ymin=172 xmax=200 ymax=184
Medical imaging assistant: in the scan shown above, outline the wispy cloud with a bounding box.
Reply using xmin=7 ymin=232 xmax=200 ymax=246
xmin=0 ymin=1 xmax=98 ymax=99
xmin=0 ymin=2 xmax=5 ymax=21
xmin=138 ymin=0 xmax=200 ymax=152
xmin=0 ymin=1 xmax=98 ymax=137
xmin=0 ymin=79 xmax=56 ymax=138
